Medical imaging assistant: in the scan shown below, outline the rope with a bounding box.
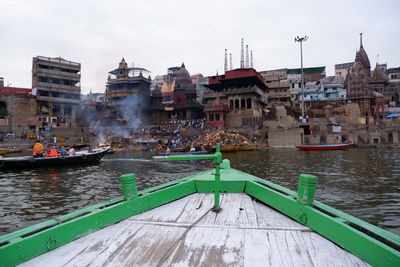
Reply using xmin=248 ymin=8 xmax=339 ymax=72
xmin=156 ymin=207 xmax=212 ymax=266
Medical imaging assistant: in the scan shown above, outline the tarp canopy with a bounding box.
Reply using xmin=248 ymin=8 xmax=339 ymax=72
xmin=385 ymin=113 xmax=400 ymax=119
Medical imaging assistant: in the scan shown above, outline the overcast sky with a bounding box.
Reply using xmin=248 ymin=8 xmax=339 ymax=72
xmin=1 ymin=0 xmax=399 ymax=94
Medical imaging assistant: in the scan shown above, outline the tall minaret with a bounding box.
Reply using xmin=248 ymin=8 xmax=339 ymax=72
xmin=240 ymin=38 xmax=244 ymax=68
xmin=229 ymin=53 xmax=233 ymax=70
xmin=224 ymin=49 xmax=228 ymax=72
xmin=245 ymin=45 xmax=249 ymax=68
xmin=250 ymin=50 xmax=253 ymax=68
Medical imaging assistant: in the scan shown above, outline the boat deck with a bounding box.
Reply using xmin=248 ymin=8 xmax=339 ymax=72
xmin=20 ymin=193 xmax=369 ymax=266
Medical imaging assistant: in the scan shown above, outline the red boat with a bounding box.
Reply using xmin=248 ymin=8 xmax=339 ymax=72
xmin=295 ymin=143 xmax=352 ymax=150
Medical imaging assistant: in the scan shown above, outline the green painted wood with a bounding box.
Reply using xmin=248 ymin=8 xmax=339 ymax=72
xmin=0 ymin=154 xmax=399 ymax=267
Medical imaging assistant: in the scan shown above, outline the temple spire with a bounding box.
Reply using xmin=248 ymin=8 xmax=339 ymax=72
xmin=224 ymin=49 xmax=228 ymax=72
xmin=240 ymin=38 xmax=244 ymax=68
xmin=245 ymin=45 xmax=249 ymax=68
xmin=229 ymin=53 xmax=232 ymax=70
xmin=360 ymin=32 xmax=363 ymax=48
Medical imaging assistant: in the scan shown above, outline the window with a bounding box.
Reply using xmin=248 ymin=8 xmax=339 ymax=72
xmin=209 ymin=114 xmax=214 ymax=121
xmin=241 ymin=99 xmax=245 ymax=109
xmin=247 ymin=98 xmax=252 ymax=109
xmin=235 ymin=99 xmax=239 ymax=109
xmin=215 ymin=114 xmax=220 ymax=121
xmin=229 ymin=100 xmax=233 ymax=110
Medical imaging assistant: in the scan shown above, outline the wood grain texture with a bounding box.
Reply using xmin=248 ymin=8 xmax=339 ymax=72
xmin=20 ymin=193 xmax=369 ymax=266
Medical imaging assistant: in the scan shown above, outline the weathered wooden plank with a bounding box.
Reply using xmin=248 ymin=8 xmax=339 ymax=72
xmin=19 ymin=193 xmax=369 ymax=266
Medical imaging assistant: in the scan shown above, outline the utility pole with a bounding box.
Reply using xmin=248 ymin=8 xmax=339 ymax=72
xmin=295 ymin=35 xmax=308 ymax=119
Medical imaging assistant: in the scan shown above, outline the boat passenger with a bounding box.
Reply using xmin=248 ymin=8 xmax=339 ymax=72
xmin=67 ymin=147 xmax=76 ymax=156
xmin=32 ymin=140 xmax=44 ymax=158
xmin=45 ymin=145 xmax=52 ymax=157
xmin=58 ymin=146 xmax=67 ymax=157
xmin=49 ymin=146 xmax=59 ymax=157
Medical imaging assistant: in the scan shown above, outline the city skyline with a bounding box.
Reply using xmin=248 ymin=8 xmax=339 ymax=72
xmin=1 ymin=0 xmax=399 ymax=94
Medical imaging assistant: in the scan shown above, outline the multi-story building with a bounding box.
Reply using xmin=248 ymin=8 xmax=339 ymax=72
xmin=299 ymin=76 xmax=346 ymax=102
xmin=260 ymin=69 xmax=291 ymax=106
xmin=335 ymin=62 xmax=354 ymax=79
xmin=105 ymin=58 xmax=151 ymax=125
xmin=387 ymin=67 xmax=400 ymax=83
xmin=0 ymin=85 xmax=39 ymax=134
xmin=204 ymin=68 xmax=268 ymax=130
xmin=32 ymin=56 xmax=81 ymax=127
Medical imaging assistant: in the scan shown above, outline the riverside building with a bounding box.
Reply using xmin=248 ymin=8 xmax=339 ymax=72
xmin=105 ymin=58 xmax=151 ymax=124
xmin=32 ymin=56 xmax=81 ymax=127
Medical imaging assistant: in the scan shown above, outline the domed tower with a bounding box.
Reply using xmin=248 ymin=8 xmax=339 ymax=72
xmin=175 ymin=63 xmax=195 ymax=91
xmin=117 ymin=57 xmax=128 ymax=78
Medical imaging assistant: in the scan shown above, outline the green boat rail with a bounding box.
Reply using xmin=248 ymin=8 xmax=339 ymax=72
xmin=0 ymin=147 xmax=399 ymax=266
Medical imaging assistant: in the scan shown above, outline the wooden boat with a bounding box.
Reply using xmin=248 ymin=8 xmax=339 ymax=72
xmin=295 ymin=143 xmax=352 ymax=150
xmin=0 ymin=148 xmax=399 ymax=266
xmin=0 ymin=148 xmax=22 ymax=155
xmin=158 ymin=151 xmax=209 ymax=156
xmin=237 ymin=144 xmax=257 ymax=151
xmin=220 ymin=144 xmax=238 ymax=152
xmin=0 ymin=147 xmax=109 ymax=170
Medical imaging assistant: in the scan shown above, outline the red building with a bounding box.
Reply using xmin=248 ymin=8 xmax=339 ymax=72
xmin=204 ymin=68 xmax=268 ymax=130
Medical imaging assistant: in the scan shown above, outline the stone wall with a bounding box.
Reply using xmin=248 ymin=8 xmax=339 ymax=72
xmin=269 ymin=128 xmax=303 ymax=148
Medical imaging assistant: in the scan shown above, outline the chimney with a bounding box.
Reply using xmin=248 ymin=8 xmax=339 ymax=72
xmin=245 ymin=45 xmax=249 ymax=68
xmin=240 ymin=38 xmax=244 ymax=68
xmin=224 ymin=49 xmax=228 ymax=72
xmin=229 ymin=53 xmax=233 ymax=70
xmin=250 ymin=50 xmax=253 ymax=68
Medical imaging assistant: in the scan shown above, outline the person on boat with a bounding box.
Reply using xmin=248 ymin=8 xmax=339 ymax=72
xmin=49 ymin=146 xmax=59 ymax=157
xmin=166 ymin=146 xmax=171 ymax=155
xmin=58 ymin=145 xmax=67 ymax=157
xmin=45 ymin=145 xmax=52 ymax=157
xmin=32 ymin=140 xmax=44 ymax=158
xmin=67 ymin=147 xmax=76 ymax=156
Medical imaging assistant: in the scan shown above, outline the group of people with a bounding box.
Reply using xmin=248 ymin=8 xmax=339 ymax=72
xmin=32 ymin=141 xmax=76 ymax=158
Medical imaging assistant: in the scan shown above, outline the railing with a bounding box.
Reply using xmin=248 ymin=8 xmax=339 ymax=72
xmin=35 ymin=56 xmax=80 ymax=67
xmin=153 ymin=146 xmax=223 ymax=211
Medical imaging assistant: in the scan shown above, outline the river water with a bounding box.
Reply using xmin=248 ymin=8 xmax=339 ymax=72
xmin=0 ymin=148 xmax=399 ymax=236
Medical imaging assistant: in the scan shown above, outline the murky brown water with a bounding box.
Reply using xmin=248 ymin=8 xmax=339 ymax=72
xmin=0 ymin=148 xmax=399 ymax=236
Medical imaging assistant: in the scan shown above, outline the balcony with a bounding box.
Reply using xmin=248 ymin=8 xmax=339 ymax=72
xmin=36 ymin=82 xmax=81 ymax=93
xmin=204 ymin=104 xmax=230 ymax=112
xmin=37 ymin=96 xmax=80 ymax=104
xmin=36 ymin=68 xmax=81 ymax=79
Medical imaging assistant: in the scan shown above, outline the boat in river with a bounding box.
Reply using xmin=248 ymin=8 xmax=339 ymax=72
xmin=0 ymin=147 xmax=109 ymax=170
xmin=0 ymin=147 xmax=23 ymax=155
xmin=0 ymin=147 xmax=398 ymax=266
xmin=158 ymin=151 xmax=209 ymax=156
xmin=295 ymin=143 xmax=352 ymax=150
xmin=237 ymin=144 xmax=257 ymax=151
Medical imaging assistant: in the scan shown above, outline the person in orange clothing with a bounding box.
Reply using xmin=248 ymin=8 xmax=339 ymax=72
xmin=32 ymin=140 xmax=44 ymax=158
xmin=49 ymin=146 xmax=59 ymax=157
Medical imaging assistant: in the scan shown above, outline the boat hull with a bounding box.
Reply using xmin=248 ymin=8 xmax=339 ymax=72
xmin=237 ymin=145 xmax=257 ymax=151
xmin=0 ymin=148 xmax=109 ymax=169
xmin=295 ymin=144 xmax=352 ymax=150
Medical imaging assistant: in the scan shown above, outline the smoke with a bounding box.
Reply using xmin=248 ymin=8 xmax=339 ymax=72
xmin=79 ymin=94 xmax=149 ymax=144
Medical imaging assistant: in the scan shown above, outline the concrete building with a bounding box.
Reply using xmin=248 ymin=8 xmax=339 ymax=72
xmin=105 ymin=58 xmax=151 ymax=125
xmin=387 ymin=67 xmax=400 ymax=83
xmin=300 ymin=76 xmax=346 ymax=102
xmin=0 ymin=85 xmax=38 ymax=134
xmin=335 ymin=62 xmax=354 ymax=79
xmin=32 ymin=56 xmax=81 ymax=127
xmin=260 ymin=69 xmax=291 ymax=106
